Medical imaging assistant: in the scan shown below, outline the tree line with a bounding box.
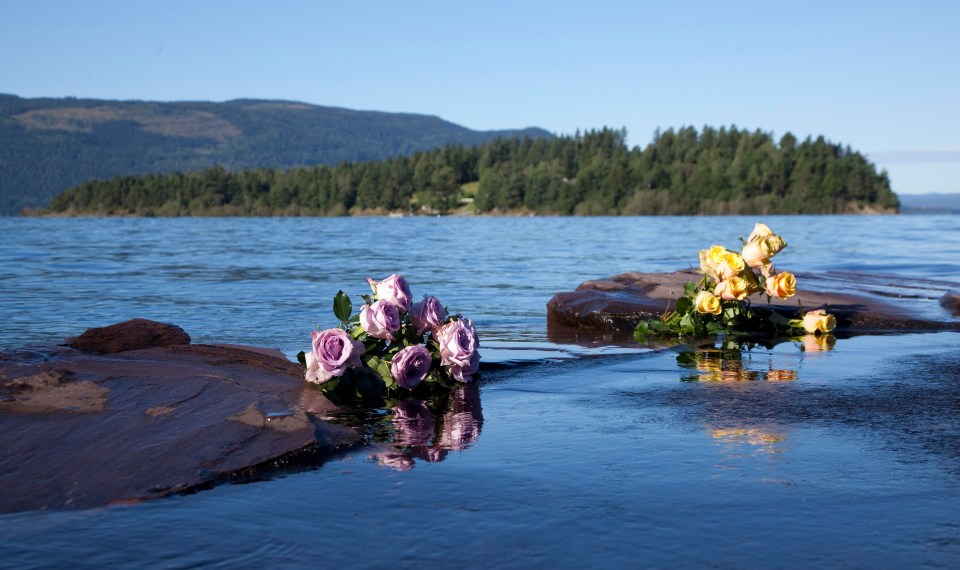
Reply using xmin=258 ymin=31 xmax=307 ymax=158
xmin=43 ymin=126 xmax=900 ymax=216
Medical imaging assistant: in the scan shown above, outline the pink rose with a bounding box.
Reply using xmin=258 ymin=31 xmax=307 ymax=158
xmin=436 ymin=318 xmax=480 ymax=382
xmin=390 ymin=344 xmax=432 ymax=390
xmin=411 ymin=295 xmax=446 ymax=334
xmin=448 ymin=351 xmax=480 ymax=383
xmin=305 ymin=328 xmax=364 ymax=384
xmin=359 ymin=300 xmax=401 ymax=340
xmin=367 ymin=274 xmax=413 ymax=313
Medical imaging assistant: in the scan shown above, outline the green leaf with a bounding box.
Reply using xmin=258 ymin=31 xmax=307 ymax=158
xmin=706 ymin=321 xmax=727 ymax=334
xmin=683 ymin=281 xmax=697 ymax=296
xmin=376 ymin=359 xmax=395 ymax=386
xmin=723 ymin=306 xmax=739 ymax=322
xmin=354 ymin=373 xmax=386 ymax=400
xmin=767 ymin=311 xmax=794 ymax=327
xmin=633 ymin=321 xmax=651 ymax=340
xmin=333 ymin=290 xmax=352 ymax=323
xmin=296 ymin=350 xmax=307 ymax=369
xmin=675 ymin=296 xmax=693 ymax=315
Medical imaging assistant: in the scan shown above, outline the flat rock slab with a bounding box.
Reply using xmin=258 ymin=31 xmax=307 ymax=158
xmin=0 ymin=319 xmax=359 ymax=513
xmin=547 ymin=270 xmax=960 ymax=339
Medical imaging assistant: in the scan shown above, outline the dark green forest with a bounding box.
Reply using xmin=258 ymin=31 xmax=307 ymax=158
xmin=0 ymin=94 xmax=549 ymax=215
xmin=44 ymin=126 xmax=899 ymax=216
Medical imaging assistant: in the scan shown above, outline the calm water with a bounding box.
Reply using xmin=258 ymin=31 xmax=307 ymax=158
xmin=2 ymin=215 xmax=958 ymax=353
xmin=2 ymin=215 xmax=960 ymax=567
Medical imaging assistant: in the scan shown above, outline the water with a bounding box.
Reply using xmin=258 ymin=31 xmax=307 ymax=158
xmin=2 ymin=215 xmax=960 ymax=567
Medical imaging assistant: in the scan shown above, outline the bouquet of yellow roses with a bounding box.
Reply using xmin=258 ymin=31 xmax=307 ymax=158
xmin=634 ymin=223 xmax=836 ymax=339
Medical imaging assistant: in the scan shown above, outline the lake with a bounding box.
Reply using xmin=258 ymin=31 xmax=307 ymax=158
xmin=2 ymin=215 xmax=960 ymax=567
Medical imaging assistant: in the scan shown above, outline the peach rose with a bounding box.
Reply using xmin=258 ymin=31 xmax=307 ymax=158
xmin=802 ymin=309 xmax=836 ymax=334
xmin=741 ymin=234 xmax=787 ymax=268
xmin=747 ymin=222 xmax=773 ymax=243
xmin=764 ymin=271 xmax=796 ymax=299
xmin=714 ymin=275 xmax=751 ymax=301
xmin=715 ymin=251 xmax=746 ymax=280
xmin=694 ymin=290 xmax=722 ymax=315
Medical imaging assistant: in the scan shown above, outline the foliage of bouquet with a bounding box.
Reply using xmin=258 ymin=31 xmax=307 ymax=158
xmin=298 ymin=274 xmax=480 ymax=402
xmin=634 ymin=223 xmax=836 ymax=339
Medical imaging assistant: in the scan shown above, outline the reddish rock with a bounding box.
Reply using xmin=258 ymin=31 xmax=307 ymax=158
xmin=547 ymin=270 xmax=960 ymax=339
xmin=0 ymin=321 xmax=360 ymax=513
xmin=942 ymin=292 xmax=960 ymax=316
xmin=64 ymin=318 xmax=191 ymax=354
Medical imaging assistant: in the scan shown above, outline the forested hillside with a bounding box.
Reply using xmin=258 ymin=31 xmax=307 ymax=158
xmin=0 ymin=94 xmax=550 ymax=215
xmin=45 ymin=126 xmax=899 ymax=216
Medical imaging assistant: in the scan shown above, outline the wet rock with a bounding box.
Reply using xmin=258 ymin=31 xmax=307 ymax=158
xmin=0 ymin=320 xmax=360 ymax=513
xmin=64 ymin=318 xmax=191 ymax=354
xmin=547 ymin=270 xmax=960 ymax=338
xmin=941 ymin=291 xmax=960 ymax=316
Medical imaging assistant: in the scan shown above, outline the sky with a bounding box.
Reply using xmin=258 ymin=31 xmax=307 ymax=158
xmin=2 ymin=0 xmax=958 ymax=195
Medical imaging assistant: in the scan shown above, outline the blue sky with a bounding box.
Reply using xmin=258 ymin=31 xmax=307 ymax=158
xmin=2 ymin=0 xmax=958 ymax=195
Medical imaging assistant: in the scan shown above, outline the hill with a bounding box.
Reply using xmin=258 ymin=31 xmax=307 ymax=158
xmin=898 ymin=193 xmax=960 ymax=214
xmin=45 ymin=126 xmax=900 ymax=217
xmin=0 ymin=94 xmax=551 ymax=215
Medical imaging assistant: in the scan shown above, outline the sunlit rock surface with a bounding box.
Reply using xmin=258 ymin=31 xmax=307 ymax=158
xmin=0 ymin=319 xmax=359 ymax=513
xmin=547 ymin=270 xmax=960 ymax=338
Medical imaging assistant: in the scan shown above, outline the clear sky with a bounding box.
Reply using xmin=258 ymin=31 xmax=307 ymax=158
xmin=2 ymin=0 xmax=958 ymax=195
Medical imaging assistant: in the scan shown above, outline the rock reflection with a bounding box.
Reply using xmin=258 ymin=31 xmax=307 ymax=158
xmin=372 ymin=383 xmax=483 ymax=470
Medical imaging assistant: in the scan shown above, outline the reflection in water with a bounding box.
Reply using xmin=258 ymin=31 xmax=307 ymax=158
xmin=679 ymin=335 xmax=836 ymax=457
xmin=372 ymin=383 xmax=483 ymax=471
xmin=711 ymin=428 xmax=786 ymax=451
xmin=802 ymin=333 xmax=836 ymax=352
xmin=678 ymin=334 xmax=836 ymax=383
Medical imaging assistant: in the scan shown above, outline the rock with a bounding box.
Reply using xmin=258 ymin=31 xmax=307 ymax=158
xmin=942 ymin=291 xmax=960 ymax=316
xmin=64 ymin=318 xmax=191 ymax=354
xmin=547 ymin=270 xmax=960 ymax=339
xmin=0 ymin=320 xmax=360 ymax=513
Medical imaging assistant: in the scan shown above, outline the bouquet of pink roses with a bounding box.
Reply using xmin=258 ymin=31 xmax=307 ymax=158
xmin=298 ymin=274 xmax=480 ymax=402
xmin=635 ymin=223 xmax=836 ymax=339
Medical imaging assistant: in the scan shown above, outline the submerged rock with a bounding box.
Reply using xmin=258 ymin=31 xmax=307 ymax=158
xmin=942 ymin=291 xmax=960 ymax=316
xmin=547 ymin=270 xmax=960 ymax=339
xmin=0 ymin=320 xmax=360 ymax=513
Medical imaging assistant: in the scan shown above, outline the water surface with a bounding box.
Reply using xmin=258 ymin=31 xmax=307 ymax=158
xmin=1 ymin=216 xmax=959 ymax=567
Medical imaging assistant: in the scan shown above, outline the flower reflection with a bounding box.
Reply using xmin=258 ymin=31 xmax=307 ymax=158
xmin=766 ymin=369 xmax=797 ymax=382
xmin=391 ymin=399 xmax=435 ymax=447
xmin=678 ymin=334 xmax=838 ymax=384
xmin=802 ymin=333 xmax=836 ymax=353
xmin=710 ymin=426 xmax=787 ymax=455
xmin=372 ymin=383 xmax=483 ymax=470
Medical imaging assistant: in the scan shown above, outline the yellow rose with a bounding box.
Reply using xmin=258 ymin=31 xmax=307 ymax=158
xmin=698 ymin=245 xmax=729 ymax=278
xmin=741 ymin=234 xmax=787 ymax=268
xmin=764 ymin=271 xmax=796 ymax=299
xmin=802 ymin=309 xmax=836 ymax=334
xmin=714 ymin=275 xmax=751 ymax=301
xmin=694 ymin=290 xmax=722 ymax=315
xmin=716 ymin=251 xmax=746 ymax=279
